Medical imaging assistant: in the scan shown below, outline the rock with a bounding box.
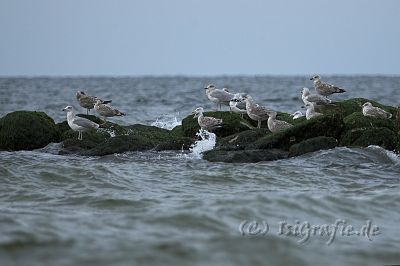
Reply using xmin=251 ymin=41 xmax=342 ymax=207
xmin=340 ymin=127 xmax=400 ymax=151
xmin=0 ymin=111 xmax=60 ymax=151
xmin=80 ymin=135 xmax=155 ymax=156
xmin=289 ymin=137 xmax=338 ymax=157
xmin=59 ymin=123 xmax=195 ymax=155
xmin=181 ymin=111 xmax=253 ymax=138
xmin=203 ymin=149 xmax=288 ymax=163
xmin=154 ymin=137 xmax=194 ymax=151
xmin=216 ymin=129 xmax=268 ymax=151
xmin=246 ymin=114 xmax=344 ymax=151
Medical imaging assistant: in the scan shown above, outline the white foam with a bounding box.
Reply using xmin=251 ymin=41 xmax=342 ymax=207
xmin=151 ymin=114 xmax=181 ymax=130
xmin=367 ymin=145 xmax=400 ymax=164
xmin=179 ymin=129 xmax=216 ymax=159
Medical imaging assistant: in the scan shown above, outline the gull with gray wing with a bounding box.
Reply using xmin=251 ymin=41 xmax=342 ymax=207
xmin=301 ymin=87 xmax=332 ymax=106
xmin=63 ymin=106 xmax=100 ymax=140
xmin=204 ymin=84 xmax=234 ymax=110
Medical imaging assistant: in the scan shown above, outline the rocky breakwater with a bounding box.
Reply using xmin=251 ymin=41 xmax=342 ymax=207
xmin=0 ymin=98 xmax=398 ymax=162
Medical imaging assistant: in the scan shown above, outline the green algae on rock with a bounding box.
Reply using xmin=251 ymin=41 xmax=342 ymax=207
xmin=289 ymin=137 xmax=338 ymax=157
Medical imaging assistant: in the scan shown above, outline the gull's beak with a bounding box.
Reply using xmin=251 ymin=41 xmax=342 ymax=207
xmin=310 ymin=78 xmax=313 ymax=80
xmin=301 ymin=106 xmax=305 ymax=109
xmin=204 ymin=87 xmax=208 ymax=90
xmin=62 ymin=108 xmax=66 ymax=111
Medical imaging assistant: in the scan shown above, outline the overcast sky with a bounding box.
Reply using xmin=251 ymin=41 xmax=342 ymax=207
xmin=0 ymin=0 xmax=399 ymax=76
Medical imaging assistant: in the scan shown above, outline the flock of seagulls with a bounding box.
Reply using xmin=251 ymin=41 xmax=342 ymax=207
xmin=194 ymin=75 xmax=393 ymax=134
xmin=63 ymin=91 xmax=126 ymax=140
xmin=62 ymin=75 xmax=394 ymax=140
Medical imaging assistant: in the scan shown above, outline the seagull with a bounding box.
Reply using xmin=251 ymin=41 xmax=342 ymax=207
xmin=305 ymin=102 xmax=323 ymax=120
xmin=301 ymin=87 xmax=332 ymax=106
xmin=94 ymin=100 xmax=125 ymax=121
xmin=192 ymin=107 xmax=223 ymax=131
xmin=362 ymin=102 xmax=392 ymax=119
xmin=204 ymin=84 xmax=234 ymax=110
xmin=76 ymin=91 xmax=112 ymax=115
xmin=229 ymin=93 xmax=247 ymax=118
xmin=62 ymin=106 xmax=99 ymax=140
xmin=310 ymin=75 xmax=346 ymax=97
xmin=242 ymin=95 xmax=273 ymax=128
xmin=267 ymin=111 xmax=293 ymax=133
xmin=290 ymin=111 xmax=304 ymax=120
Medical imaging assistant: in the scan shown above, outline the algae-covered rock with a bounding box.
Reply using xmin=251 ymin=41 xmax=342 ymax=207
xmin=0 ymin=111 xmax=60 ymax=151
xmin=203 ymin=149 xmax=288 ymax=163
xmin=154 ymin=137 xmax=194 ymax=151
xmin=216 ymin=129 xmax=268 ymax=151
xmin=246 ymin=114 xmax=344 ymax=151
xmin=181 ymin=111 xmax=253 ymax=138
xmin=340 ymin=127 xmax=400 ymax=151
xmin=289 ymin=137 xmax=338 ymax=157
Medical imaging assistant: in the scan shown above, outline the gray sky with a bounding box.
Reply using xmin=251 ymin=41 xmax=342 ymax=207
xmin=0 ymin=0 xmax=399 ymax=76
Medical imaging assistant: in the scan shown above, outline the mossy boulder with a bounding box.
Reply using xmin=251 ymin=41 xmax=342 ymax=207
xmin=154 ymin=137 xmax=194 ymax=151
xmin=0 ymin=111 xmax=60 ymax=151
xmin=289 ymin=137 xmax=338 ymax=157
xmin=203 ymin=149 xmax=288 ymax=163
xmin=181 ymin=111 xmax=253 ymax=138
xmin=246 ymin=114 xmax=344 ymax=151
xmin=215 ymin=129 xmax=268 ymax=151
xmin=340 ymin=127 xmax=400 ymax=151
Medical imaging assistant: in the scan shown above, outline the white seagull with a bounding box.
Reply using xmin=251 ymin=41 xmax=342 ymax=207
xmin=94 ymin=100 xmax=125 ymax=121
xmin=229 ymin=93 xmax=247 ymax=118
xmin=305 ymin=102 xmax=323 ymax=120
xmin=290 ymin=111 xmax=304 ymax=120
xmin=63 ymin=106 xmax=100 ymax=140
xmin=204 ymin=84 xmax=234 ymax=110
xmin=267 ymin=111 xmax=293 ymax=133
xmin=301 ymin=87 xmax=332 ymax=106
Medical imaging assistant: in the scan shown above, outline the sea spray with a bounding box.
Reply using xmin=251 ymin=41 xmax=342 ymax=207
xmin=179 ymin=129 xmax=216 ymax=159
xmin=151 ymin=114 xmax=181 ymax=130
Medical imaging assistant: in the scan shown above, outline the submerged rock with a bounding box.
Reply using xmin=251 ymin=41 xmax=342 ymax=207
xmin=203 ymin=149 xmax=288 ymax=163
xmin=0 ymin=111 xmax=60 ymax=151
xmin=340 ymin=127 xmax=400 ymax=151
xmin=289 ymin=137 xmax=338 ymax=157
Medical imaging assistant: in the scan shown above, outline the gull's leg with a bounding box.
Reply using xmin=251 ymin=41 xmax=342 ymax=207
xmin=257 ymin=120 xmax=261 ymax=128
xmin=87 ymin=109 xmax=89 ymax=115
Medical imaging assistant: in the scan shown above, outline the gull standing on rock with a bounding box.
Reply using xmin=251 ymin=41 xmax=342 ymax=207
xmin=267 ymin=111 xmax=293 ymax=133
xmin=63 ymin=106 xmax=100 ymax=140
xmin=229 ymin=93 xmax=247 ymax=118
xmin=204 ymin=84 xmax=234 ymax=110
xmin=305 ymin=102 xmax=323 ymax=120
xmin=94 ymin=100 xmax=125 ymax=121
xmin=76 ymin=91 xmax=112 ymax=115
xmin=362 ymin=102 xmax=392 ymax=119
xmin=310 ymin=75 xmax=346 ymax=97
xmin=242 ymin=95 xmax=272 ymax=128
xmin=301 ymin=87 xmax=332 ymax=106
xmin=192 ymin=107 xmax=223 ymax=131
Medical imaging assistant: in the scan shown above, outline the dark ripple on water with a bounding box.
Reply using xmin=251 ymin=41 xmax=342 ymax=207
xmin=0 ymin=77 xmax=400 ymax=266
